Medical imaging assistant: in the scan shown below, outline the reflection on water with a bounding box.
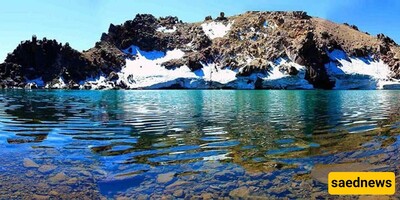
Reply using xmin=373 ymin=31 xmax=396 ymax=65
xmin=0 ymin=90 xmax=399 ymax=199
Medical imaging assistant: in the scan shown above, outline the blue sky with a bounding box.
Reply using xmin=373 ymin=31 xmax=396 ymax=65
xmin=1 ymin=0 xmax=400 ymax=62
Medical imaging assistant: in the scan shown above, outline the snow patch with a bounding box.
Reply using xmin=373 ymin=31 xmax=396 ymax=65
xmin=326 ymin=49 xmax=398 ymax=89
xmin=82 ymin=76 xmax=115 ymax=90
xmin=267 ymin=22 xmax=278 ymax=30
xmin=333 ymin=58 xmax=390 ymax=80
xmin=45 ymin=77 xmax=67 ymax=89
xmin=201 ymin=21 xmax=233 ymax=39
xmin=156 ymin=26 xmax=177 ymax=33
xmin=123 ymin=45 xmax=165 ymax=60
xmin=26 ymin=77 xmax=45 ymax=87
xmin=263 ymin=58 xmax=313 ymax=89
xmin=186 ymin=42 xmax=193 ymax=47
xmin=80 ymin=46 xmax=313 ymax=90
xmin=54 ymin=77 xmax=67 ymax=89
xmin=120 ymin=50 xmax=237 ymax=88
xmin=120 ymin=47 xmax=195 ymax=88
xmin=263 ymin=21 xmax=269 ymax=28
xmin=198 ymin=64 xmax=237 ymax=84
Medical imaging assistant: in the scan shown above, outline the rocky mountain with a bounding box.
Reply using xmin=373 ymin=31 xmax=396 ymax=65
xmin=1 ymin=11 xmax=400 ymax=89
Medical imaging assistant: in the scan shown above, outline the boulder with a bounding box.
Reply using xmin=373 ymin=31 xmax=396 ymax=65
xmin=161 ymin=59 xmax=185 ymax=70
xmin=215 ymin=12 xmax=228 ymax=21
xmin=107 ymin=71 xmax=119 ymax=81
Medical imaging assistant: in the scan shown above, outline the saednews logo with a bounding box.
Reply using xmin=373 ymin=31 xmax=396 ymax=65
xmin=328 ymin=172 xmax=396 ymax=195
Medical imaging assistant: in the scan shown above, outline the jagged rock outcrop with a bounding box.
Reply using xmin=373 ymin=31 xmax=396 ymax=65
xmin=0 ymin=36 xmax=96 ymax=88
xmin=1 ymin=11 xmax=400 ymax=89
xmin=0 ymin=36 xmax=129 ymax=89
xmin=83 ymin=42 xmax=127 ymax=75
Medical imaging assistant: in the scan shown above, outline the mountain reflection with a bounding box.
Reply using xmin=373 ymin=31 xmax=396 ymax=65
xmin=0 ymin=90 xmax=399 ymax=172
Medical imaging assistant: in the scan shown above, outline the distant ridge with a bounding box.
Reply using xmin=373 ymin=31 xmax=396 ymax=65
xmin=1 ymin=11 xmax=400 ymax=90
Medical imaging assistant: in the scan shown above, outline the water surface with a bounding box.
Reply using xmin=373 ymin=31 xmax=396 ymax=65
xmin=0 ymin=90 xmax=399 ymax=199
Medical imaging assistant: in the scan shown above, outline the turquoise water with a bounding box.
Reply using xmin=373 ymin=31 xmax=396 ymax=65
xmin=0 ymin=90 xmax=399 ymax=199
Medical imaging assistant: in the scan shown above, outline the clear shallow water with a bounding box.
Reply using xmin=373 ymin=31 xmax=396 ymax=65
xmin=0 ymin=90 xmax=399 ymax=199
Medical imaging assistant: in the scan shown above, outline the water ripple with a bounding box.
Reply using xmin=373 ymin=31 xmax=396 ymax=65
xmin=0 ymin=90 xmax=399 ymax=177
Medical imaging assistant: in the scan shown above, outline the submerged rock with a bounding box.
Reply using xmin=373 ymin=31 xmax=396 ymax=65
xmin=172 ymin=189 xmax=184 ymax=198
xmin=229 ymin=186 xmax=250 ymax=198
xmin=49 ymin=191 xmax=59 ymax=196
xmin=166 ymin=180 xmax=190 ymax=189
xmin=38 ymin=165 xmax=57 ymax=173
xmin=157 ymin=172 xmax=175 ymax=183
xmin=66 ymin=178 xmax=78 ymax=185
xmin=23 ymin=158 xmax=39 ymax=168
xmin=201 ymin=193 xmax=214 ymax=199
xmin=49 ymin=172 xmax=68 ymax=183
xmin=25 ymin=170 xmax=36 ymax=177
xmin=32 ymin=194 xmax=50 ymax=200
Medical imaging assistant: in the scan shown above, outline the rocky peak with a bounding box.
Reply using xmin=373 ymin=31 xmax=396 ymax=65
xmin=1 ymin=36 xmax=95 ymax=84
xmin=101 ymin=14 xmax=159 ymax=51
xmin=377 ymin=33 xmax=397 ymax=46
xmin=159 ymin=16 xmax=181 ymax=26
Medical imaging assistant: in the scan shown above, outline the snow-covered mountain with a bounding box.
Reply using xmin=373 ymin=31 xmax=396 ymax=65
xmin=1 ymin=11 xmax=400 ymax=89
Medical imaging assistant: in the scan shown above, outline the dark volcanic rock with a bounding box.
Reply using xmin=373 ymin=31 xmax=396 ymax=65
xmin=377 ymin=33 xmax=397 ymax=45
xmin=184 ymin=51 xmax=209 ymax=71
xmin=100 ymin=14 xmax=189 ymax=52
xmin=0 ymin=37 xmax=128 ymax=88
xmin=279 ymin=64 xmax=299 ymax=76
xmin=190 ymin=26 xmax=212 ymax=50
xmin=0 ymin=36 xmax=96 ymax=86
xmin=83 ymin=41 xmax=127 ymax=75
xmin=107 ymin=71 xmax=119 ymax=81
xmin=161 ymin=59 xmax=185 ymax=70
xmin=296 ymin=32 xmax=334 ymax=89
xmin=101 ymin=14 xmax=159 ymax=51
xmin=216 ymin=12 xmax=228 ymax=21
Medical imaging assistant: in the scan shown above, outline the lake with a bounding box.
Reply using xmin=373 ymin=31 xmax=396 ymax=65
xmin=0 ymin=90 xmax=399 ymax=199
